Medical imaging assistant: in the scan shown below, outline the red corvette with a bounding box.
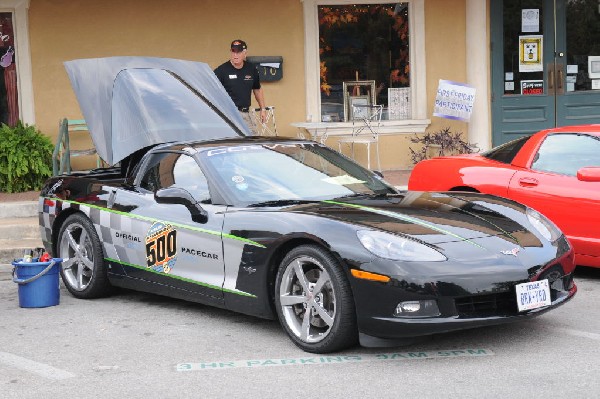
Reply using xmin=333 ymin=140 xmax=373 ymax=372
xmin=408 ymin=125 xmax=600 ymax=268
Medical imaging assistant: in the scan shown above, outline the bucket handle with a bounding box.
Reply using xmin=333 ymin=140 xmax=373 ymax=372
xmin=12 ymin=260 xmax=57 ymax=285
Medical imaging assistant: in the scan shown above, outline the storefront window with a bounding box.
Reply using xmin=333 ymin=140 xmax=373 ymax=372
xmin=0 ymin=12 xmax=18 ymax=126
xmin=318 ymin=3 xmax=409 ymax=122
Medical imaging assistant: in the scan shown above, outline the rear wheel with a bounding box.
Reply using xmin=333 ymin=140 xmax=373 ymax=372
xmin=274 ymin=245 xmax=358 ymax=353
xmin=57 ymin=213 xmax=112 ymax=299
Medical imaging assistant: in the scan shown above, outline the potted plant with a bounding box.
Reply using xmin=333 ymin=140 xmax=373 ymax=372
xmin=409 ymin=126 xmax=478 ymax=165
xmin=0 ymin=121 xmax=53 ymax=193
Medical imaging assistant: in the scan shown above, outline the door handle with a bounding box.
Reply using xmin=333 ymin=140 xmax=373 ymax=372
xmin=558 ymin=69 xmax=563 ymax=90
xmin=518 ymin=177 xmax=539 ymax=187
xmin=548 ymin=68 xmax=555 ymax=91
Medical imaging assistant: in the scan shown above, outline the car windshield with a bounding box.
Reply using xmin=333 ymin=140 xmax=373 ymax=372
xmin=200 ymin=142 xmax=396 ymax=206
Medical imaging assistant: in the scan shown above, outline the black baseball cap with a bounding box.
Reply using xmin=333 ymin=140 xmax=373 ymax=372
xmin=230 ymin=39 xmax=247 ymax=52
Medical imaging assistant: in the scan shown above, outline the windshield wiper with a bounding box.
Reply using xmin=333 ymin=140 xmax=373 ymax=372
xmin=248 ymin=199 xmax=313 ymax=208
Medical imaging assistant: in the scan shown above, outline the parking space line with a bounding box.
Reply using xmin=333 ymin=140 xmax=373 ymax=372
xmin=558 ymin=328 xmax=600 ymax=341
xmin=177 ymin=348 xmax=494 ymax=372
xmin=0 ymin=351 xmax=76 ymax=380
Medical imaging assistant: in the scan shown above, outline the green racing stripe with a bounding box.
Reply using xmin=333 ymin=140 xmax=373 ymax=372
xmin=48 ymin=198 xmax=265 ymax=248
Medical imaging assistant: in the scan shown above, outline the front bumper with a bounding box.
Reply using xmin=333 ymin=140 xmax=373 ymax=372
xmin=352 ymin=268 xmax=576 ymax=346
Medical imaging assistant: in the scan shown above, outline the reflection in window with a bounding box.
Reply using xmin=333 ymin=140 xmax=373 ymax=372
xmin=531 ymin=133 xmax=600 ymax=176
xmin=483 ymin=135 xmax=531 ymax=164
xmin=201 ymin=143 xmax=395 ymax=205
xmin=567 ymin=1 xmax=600 ymax=92
xmin=318 ymin=3 xmax=409 ymax=122
xmin=140 ymin=152 xmax=210 ymax=203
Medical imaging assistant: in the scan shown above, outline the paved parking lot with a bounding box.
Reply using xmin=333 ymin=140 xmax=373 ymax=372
xmin=1 ymin=264 xmax=599 ymax=398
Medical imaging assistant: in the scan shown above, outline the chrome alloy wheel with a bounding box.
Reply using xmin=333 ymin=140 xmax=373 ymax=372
xmin=278 ymin=255 xmax=336 ymax=344
xmin=59 ymin=222 xmax=96 ymax=291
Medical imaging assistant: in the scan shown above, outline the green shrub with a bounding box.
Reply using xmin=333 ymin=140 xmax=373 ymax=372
xmin=0 ymin=121 xmax=54 ymax=193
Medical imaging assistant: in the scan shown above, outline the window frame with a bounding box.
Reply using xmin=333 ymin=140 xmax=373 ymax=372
xmin=0 ymin=0 xmax=33 ymax=124
xmin=301 ymin=0 xmax=428 ymax=135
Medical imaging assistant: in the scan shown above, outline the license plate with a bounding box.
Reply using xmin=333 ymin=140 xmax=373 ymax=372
xmin=516 ymin=279 xmax=551 ymax=312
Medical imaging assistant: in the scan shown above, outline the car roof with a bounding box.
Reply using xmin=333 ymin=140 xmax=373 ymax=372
xmin=538 ymin=124 xmax=600 ymax=135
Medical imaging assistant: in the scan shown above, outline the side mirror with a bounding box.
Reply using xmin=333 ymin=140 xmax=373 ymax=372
xmin=576 ymin=167 xmax=600 ymax=182
xmin=155 ymin=187 xmax=208 ymax=223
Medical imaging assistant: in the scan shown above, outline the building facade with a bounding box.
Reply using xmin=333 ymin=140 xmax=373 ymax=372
xmin=2 ymin=0 xmax=598 ymax=171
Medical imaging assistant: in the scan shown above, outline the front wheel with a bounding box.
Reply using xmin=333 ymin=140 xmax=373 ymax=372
xmin=57 ymin=213 xmax=112 ymax=299
xmin=274 ymin=245 xmax=358 ymax=353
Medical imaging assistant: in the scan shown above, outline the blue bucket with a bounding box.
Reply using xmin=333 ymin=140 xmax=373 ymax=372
xmin=12 ymin=258 xmax=62 ymax=308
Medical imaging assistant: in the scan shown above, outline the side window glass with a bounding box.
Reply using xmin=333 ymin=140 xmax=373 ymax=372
xmin=139 ymin=152 xmax=211 ymax=203
xmin=139 ymin=153 xmax=167 ymax=192
xmin=482 ymin=135 xmax=530 ymax=164
xmin=172 ymin=154 xmax=211 ymax=203
xmin=531 ymin=134 xmax=600 ymax=176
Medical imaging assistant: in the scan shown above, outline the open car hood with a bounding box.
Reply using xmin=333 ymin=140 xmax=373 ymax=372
xmin=64 ymin=56 xmax=250 ymax=165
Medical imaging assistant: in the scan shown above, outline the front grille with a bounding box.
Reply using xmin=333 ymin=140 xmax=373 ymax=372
xmin=455 ymin=292 xmax=518 ymax=318
xmin=454 ymin=263 xmax=571 ymax=318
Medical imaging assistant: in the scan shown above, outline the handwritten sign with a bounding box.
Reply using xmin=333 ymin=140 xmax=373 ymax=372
xmin=433 ymin=80 xmax=476 ymax=122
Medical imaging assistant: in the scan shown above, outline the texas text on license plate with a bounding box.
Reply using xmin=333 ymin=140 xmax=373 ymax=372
xmin=516 ymin=279 xmax=551 ymax=312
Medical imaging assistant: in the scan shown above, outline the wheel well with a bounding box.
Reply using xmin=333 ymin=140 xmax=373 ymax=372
xmin=450 ymin=186 xmax=479 ymax=193
xmin=50 ymin=208 xmax=84 ymax=255
xmin=266 ymin=237 xmax=333 ymax=315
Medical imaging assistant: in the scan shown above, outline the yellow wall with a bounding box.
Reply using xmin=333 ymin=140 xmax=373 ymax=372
xmin=29 ymin=0 xmax=306 ymax=168
xmin=420 ymin=0 xmax=469 ymax=162
xmin=28 ymin=0 xmax=470 ymax=171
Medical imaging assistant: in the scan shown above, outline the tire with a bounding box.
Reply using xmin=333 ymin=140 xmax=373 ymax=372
xmin=57 ymin=213 xmax=112 ymax=299
xmin=274 ymin=245 xmax=358 ymax=353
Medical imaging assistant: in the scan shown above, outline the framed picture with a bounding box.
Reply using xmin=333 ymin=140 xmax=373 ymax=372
xmin=343 ymin=80 xmax=376 ymax=121
xmin=349 ymin=96 xmax=370 ymax=120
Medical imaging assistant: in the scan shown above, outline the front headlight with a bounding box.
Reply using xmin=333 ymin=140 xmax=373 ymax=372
xmin=357 ymin=230 xmax=446 ymax=261
xmin=526 ymin=208 xmax=561 ymax=243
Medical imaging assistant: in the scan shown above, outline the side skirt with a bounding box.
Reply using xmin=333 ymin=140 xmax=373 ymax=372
xmin=107 ymin=272 xmax=227 ymax=309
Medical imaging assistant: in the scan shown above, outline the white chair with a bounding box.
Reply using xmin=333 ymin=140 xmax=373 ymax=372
xmin=249 ymin=106 xmax=278 ymax=136
xmin=337 ymin=104 xmax=383 ymax=171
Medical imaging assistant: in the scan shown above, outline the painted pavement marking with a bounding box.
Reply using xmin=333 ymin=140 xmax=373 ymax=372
xmin=177 ymin=348 xmax=493 ymax=372
xmin=557 ymin=328 xmax=600 ymax=341
xmin=0 ymin=351 xmax=76 ymax=380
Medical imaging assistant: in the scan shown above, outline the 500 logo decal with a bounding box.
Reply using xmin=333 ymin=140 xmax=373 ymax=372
xmin=145 ymin=222 xmax=178 ymax=273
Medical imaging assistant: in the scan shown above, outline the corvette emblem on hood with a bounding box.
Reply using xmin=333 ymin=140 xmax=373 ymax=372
xmin=501 ymin=248 xmax=520 ymax=256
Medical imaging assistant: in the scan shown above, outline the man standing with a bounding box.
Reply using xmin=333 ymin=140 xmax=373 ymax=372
xmin=214 ymin=39 xmax=267 ymax=134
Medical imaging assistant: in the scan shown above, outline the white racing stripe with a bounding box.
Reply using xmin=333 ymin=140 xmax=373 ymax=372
xmin=0 ymin=351 xmax=76 ymax=380
xmin=557 ymin=328 xmax=600 ymax=341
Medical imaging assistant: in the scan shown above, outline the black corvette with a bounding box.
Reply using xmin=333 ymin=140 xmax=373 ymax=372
xmin=39 ymin=57 xmax=576 ymax=353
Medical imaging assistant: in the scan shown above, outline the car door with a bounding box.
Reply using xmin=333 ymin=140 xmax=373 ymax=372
xmin=109 ymin=151 xmax=226 ymax=299
xmin=507 ymin=133 xmax=600 ymax=258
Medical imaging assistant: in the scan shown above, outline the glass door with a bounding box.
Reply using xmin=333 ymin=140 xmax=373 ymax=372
xmin=491 ymin=0 xmax=600 ymax=146
xmin=557 ymin=0 xmax=600 ymax=125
